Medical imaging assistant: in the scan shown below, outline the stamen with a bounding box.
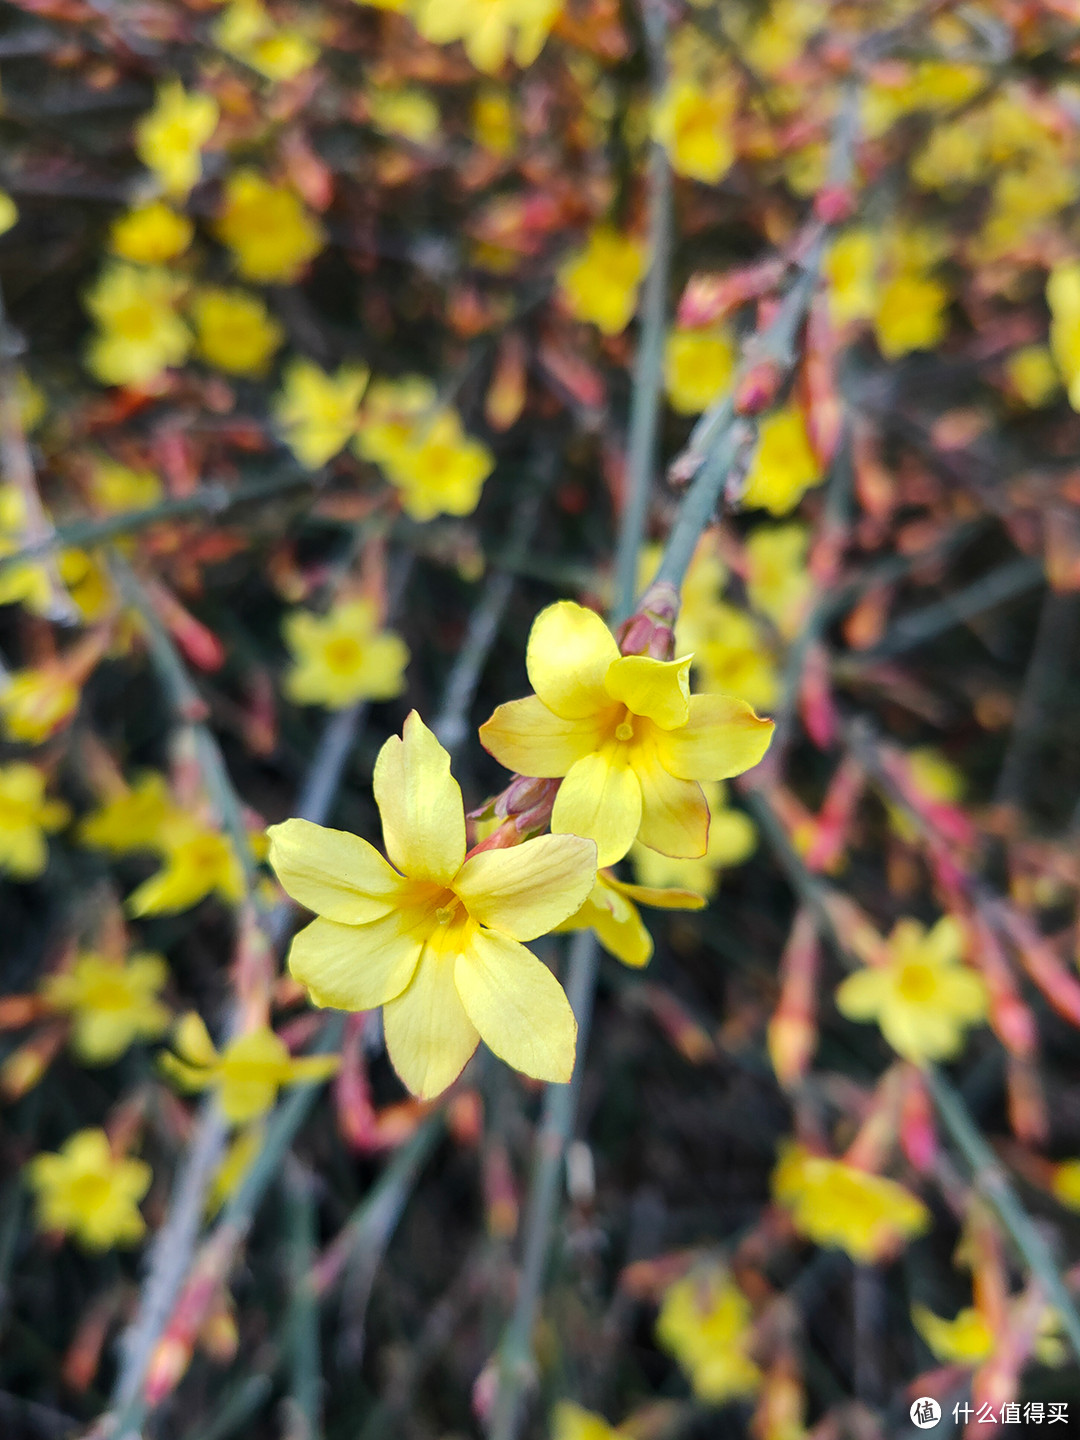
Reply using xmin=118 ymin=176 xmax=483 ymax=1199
xmin=615 ymin=720 xmax=634 ymax=742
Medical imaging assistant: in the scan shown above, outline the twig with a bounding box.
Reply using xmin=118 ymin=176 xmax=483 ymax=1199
xmin=284 ymin=1160 xmax=322 ymax=1440
xmin=993 ymin=589 xmax=1079 ymax=810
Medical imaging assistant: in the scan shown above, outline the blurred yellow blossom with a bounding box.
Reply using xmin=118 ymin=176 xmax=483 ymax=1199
xmin=355 ymin=375 xmax=437 ymax=466
xmin=135 ymin=79 xmax=218 ymax=197
xmin=378 ymin=409 xmax=495 ymax=521
xmin=274 ymin=358 xmax=369 ymax=467
xmin=0 ymin=762 xmax=69 ymax=879
xmin=551 ymin=1402 xmax=620 ymax=1440
xmin=558 ymin=227 xmax=647 ymax=336
xmin=207 ymin=1123 xmax=263 ymax=1214
xmin=657 ymin=1265 xmax=762 ymax=1404
xmin=0 ymin=666 xmax=80 ymax=744
xmin=0 ymin=486 xmax=67 ymax=614
xmin=481 ymin=601 xmax=773 ymax=867
xmin=161 ymin=1013 xmax=338 ymax=1124
xmin=268 ymin=712 xmax=596 ymax=1099
xmin=772 ymin=1143 xmax=930 ymax=1262
xmin=127 ymin=826 xmax=245 ymax=915
xmin=745 ymin=523 xmax=812 ymax=640
xmin=741 ymin=404 xmax=822 ymax=516
xmin=473 ymin=88 xmax=516 ymax=156
xmin=109 ymin=201 xmax=194 ymax=265
xmin=216 ymin=170 xmax=324 ymax=283
xmin=213 ymin=0 xmax=318 ymax=80
xmin=887 ymin=747 xmax=963 ymax=842
xmin=84 ymin=263 xmax=190 ymax=389
xmin=1047 ymin=262 xmax=1080 ymax=412
xmin=556 ymin=868 xmax=704 ymax=968
xmin=912 ymin=1304 xmax=993 ymax=1365
xmin=368 ymin=87 xmax=441 ymax=144
xmin=191 ymin=287 xmax=284 ymax=378
xmin=824 ymin=229 xmax=878 ymax=327
xmin=664 ymin=326 xmax=736 ymax=414
xmin=42 ymin=951 xmax=170 ymax=1064
xmin=874 ymin=270 xmax=949 ymax=361
xmin=282 ymin=597 xmax=409 ymax=709
xmin=632 ymin=780 xmax=755 ymax=900
xmin=692 ymin=602 xmax=779 ymax=708
xmin=411 ymin=0 xmax=561 ymax=74
xmin=1005 ymin=345 xmax=1059 ymax=409
xmin=0 ymin=191 xmax=17 ymax=235
xmin=77 ymin=772 xmax=186 ymax=855
xmin=88 ymin=458 xmax=163 ymax=513
xmin=26 ymin=1129 xmax=151 ymax=1251
xmin=652 ymin=76 xmax=737 ymax=184
xmin=835 ymin=916 xmax=986 ymax=1064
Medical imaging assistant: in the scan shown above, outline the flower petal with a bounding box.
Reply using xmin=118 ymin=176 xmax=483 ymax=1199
xmin=454 ymin=929 xmax=576 ymax=1083
xmin=634 ymin=735 xmax=709 ymax=857
xmin=373 ymin=710 xmax=466 ymax=883
xmin=609 ymin=878 xmax=706 ymax=911
xmin=267 ymin=818 xmax=406 ymax=923
xmin=653 ymin=694 xmax=774 ymax=781
xmin=588 ymin=893 xmax=654 ymax=967
xmin=453 ymin=833 xmax=597 ymax=941
xmin=383 ymin=946 xmax=479 ymax=1099
xmin=287 ymin=911 xmax=426 ymax=1011
xmin=479 ymin=696 xmax=609 ymax=778
xmin=604 ymin=654 xmax=691 ymax=729
xmin=552 ymin=750 xmax=642 ymax=867
xmin=526 ymin=601 xmax=619 ymax=719
xmin=834 ymin=967 xmax=887 ymax=1021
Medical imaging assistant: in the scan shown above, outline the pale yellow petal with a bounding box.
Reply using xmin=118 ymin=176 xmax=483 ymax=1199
xmin=923 ymin=914 xmax=965 ymax=967
xmin=552 ymin=750 xmax=642 ymax=868
xmin=834 ymin=967 xmax=887 ymax=1021
xmin=287 ymin=911 xmax=426 ymax=1011
xmin=654 ymin=694 xmax=774 ymax=781
xmin=454 ymin=929 xmax=576 ymax=1083
xmin=525 ymin=601 xmax=619 ymax=719
xmin=383 ymin=946 xmax=480 ymax=1099
xmin=604 ymin=654 xmax=691 ymax=729
xmin=453 ymin=833 xmax=597 ymax=941
xmin=589 ymin=895 xmax=654 ymax=967
xmin=634 ymin=741 xmax=709 ymax=858
xmin=267 ymin=818 xmax=406 ymax=922
xmin=610 ymin=879 xmax=706 ymax=911
xmin=479 ymin=696 xmax=609 ymax=778
xmin=373 ymin=711 xmax=466 ymax=883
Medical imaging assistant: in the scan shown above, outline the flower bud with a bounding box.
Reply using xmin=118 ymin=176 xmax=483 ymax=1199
xmin=734 ymin=360 xmax=783 ymax=416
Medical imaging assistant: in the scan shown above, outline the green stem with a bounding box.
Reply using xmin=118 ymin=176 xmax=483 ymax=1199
xmin=285 ymin=1161 xmax=322 ymax=1440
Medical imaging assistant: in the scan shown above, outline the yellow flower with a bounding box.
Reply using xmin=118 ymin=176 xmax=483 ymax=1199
xmin=873 ymin=271 xmax=949 ymax=360
xmin=480 ymin=601 xmax=773 ymax=867
xmin=26 ymin=1129 xmax=151 ymax=1250
xmin=652 ymin=76 xmax=737 ymax=184
xmin=692 ymin=602 xmax=779 ymax=709
xmin=87 ymin=457 xmax=163 ymax=513
xmin=740 ymin=404 xmax=823 ymax=516
xmin=824 ymin=229 xmax=878 ymax=327
xmin=0 ymin=191 xmax=17 ymax=235
xmin=77 ymin=772 xmax=186 ymax=855
xmin=283 ymin=597 xmax=409 ymax=708
xmin=207 ymin=1123 xmax=263 ymax=1214
xmin=190 ymin=287 xmax=284 ymax=378
xmin=268 ymin=712 xmax=597 ymax=1099
xmin=161 ymin=1013 xmax=338 ymax=1124
xmin=631 ymin=779 xmax=755 ymax=900
xmin=377 ymin=409 xmax=495 ymax=521
xmin=656 ymin=1265 xmax=761 ymax=1404
xmin=0 ymin=666 xmax=80 ymax=744
xmin=835 ymin=916 xmax=987 ymax=1065
xmin=355 ymin=375 xmax=437 ymax=466
xmin=473 ymin=88 xmax=517 ymax=156
xmin=886 ymin=747 xmax=963 ymax=842
xmin=42 ymin=951 xmax=170 ymax=1064
xmin=135 ymin=79 xmax=219 ymax=197
xmin=558 ymin=227 xmax=648 ymax=336
xmin=368 ymin=87 xmax=441 ymax=144
xmin=410 ymin=0 xmax=562 ymax=73
xmin=745 ymin=523 xmax=812 ymax=640
xmin=109 ymin=201 xmax=194 ymax=265
xmin=552 ymin=1401 xmax=620 ymax=1440
xmin=1052 ymin=1158 xmax=1080 ymax=1210
xmin=0 ymin=762 xmax=69 ymax=878
xmin=772 ymin=1142 xmax=930 ymax=1262
xmin=557 ymin=868 xmax=704 ymax=968
xmin=912 ymin=1304 xmax=993 ymax=1365
xmin=127 ymin=826 xmax=246 ymax=915
xmin=84 ymin=263 xmax=190 ymax=389
xmin=1006 ymin=344 xmax=1059 ymax=409
xmin=60 ymin=549 xmax=114 ymax=623
xmin=1048 ymin=262 xmax=1080 ymax=412
xmin=664 ymin=326 xmax=736 ymax=415
xmin=274 ymin=358 xmax=369 ymax=468
xmin=213 ymin=0 xmax=318 ymax=81
xmin=16 ymin=370 xmax=46 ymax=432
xmin=216 ymin=170 xmax=324 ymax=284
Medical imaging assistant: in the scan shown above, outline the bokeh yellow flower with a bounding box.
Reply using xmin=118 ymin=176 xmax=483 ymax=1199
xmin=0 ymin=666 xmax=80 ymax=744
xmin=268 ymin=712 xmax=597 ymax=1099
xmin=631 ymin=780 xmax=755 ymax=900
xmin=87 ymin=457 xmax=163 ymax=513
xmin=551 ymin=1402 xmax=620 ymax=1440
xmin=740 ymin=403 xmax=822 ymax=516
xmin=42 ymin=951 xmax=170 ymax=1063
xmin=664 ymin=326 xmax=736 ymax=414
xmin=772 ymin=1143 xmax=930 ymax=1262
xmin=109 ymin=201 xmax=194 ymax=265
xmin=77 ymin=771 xmax=187 ymax=855
xmin=745 ymin=522 xmax=812 ymax=640
xmin=912 ymin=1304 xmax=993 ymax=1365
xmin=282 ymin=597 xmax=409 ymax=709
xmin=84 ymin=263 xmax=190 ymax=389
xmin=135 ymin=79 xmax=219 ymax=197
xmin=558 ymin=227 xmax=648 ymax=336
xmin=368 ymin=87 xmax=441 ymax=144
xmin=26 ymin=1128 xmax=151 ymax=1250
xmin=652 ymin=76 xmax=737 ymax=184
xmin=656 ymin=1265 xmax=762 ymax=1404
xmin=216 ymin=170 xmax=324 ymax=283
xmin=0 ymin=191 xmax=17 ymax=235
xmin=376 ymin=408 xmax=495 ymax=522
xmin=213 ymin=0 xmax=318 ymax=81
xmin=275 ymin=358 xmax=369 ymax=467
xmin=190 ymin=287 xmax=284 ymax=378
xmin=411 ymin=0 xmax=562 ymax=73
xmin=127 ymin=825 xmax=245 ymax=915
xmin=0 ymin=762 xmax=69 ymax=878
xmin=691 ymin=602 xmax=779 ymax=709
xmin=1047 ymin=262 xmax=1080 ymax=412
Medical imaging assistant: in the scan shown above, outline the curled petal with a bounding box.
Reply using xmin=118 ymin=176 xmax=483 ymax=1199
xmin=653 ymin=694 xmax=774 ymax=781
xmin=267 ymin=818 xmax=406 ymax=923
xmin=287 ymin=911 xmax=427 ymax=1011
xmin=455 ymin=929 xmax=576 ymax=1083
xmin=552 ymin=750 xmax=642 ymax=868
xmin=526 ymin=601 xmax=619 ymax=719
xmin=454 ymin=833 xmax=597 ymax=940
xmin=610 ymin=879 xmax=706 ymax=911
xmin=373 ymin=711 xmax=466 ymax=883
xmin=604 ymin=654 xmax=691 ymax=729
xmin=635 ymin=737 xmax=710 ymax=858
xmin=479 ymin=695 xmax=609 ymax=778
xmin=383 ymin=944 xmax=479 ymax=1100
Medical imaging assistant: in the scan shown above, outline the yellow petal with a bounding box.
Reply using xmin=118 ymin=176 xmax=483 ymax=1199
xmin=654 ymin=694 xmax=774 ymax=781
xmin=287 ymin=911 xmax=426 ymax=1010
xmin=383 ymin=945 xmax=480 ymax=1099
xmin=373 ymin=711 xmax=466 ymax=883
xmin=453 ymin=833 xmax=597 ymax=941
xmin=552 ymin=750 xmax=643 ymax=868
xmin=588 ymin=893 xmax=654 ymax=967
xmin=479 ymin=695 xmax=609 ymax=778
xmin=609 ymin=878 xmax=706 ymax=911
xmin=525 ymin=601 xmax=619 ymax=720
xmin=604 ymin=654 xmax=691 ymax=729
xmin=175 ymin=1010 xmax=219 ymax=1066
xmin=634 ymin=741 xmax=710 ymax=857
xmin=834 ymin=967 xmax=887 ymax=1021
xmin=159 ymin=1051 xmax=213 ymax=1093
xmin=923 ymin=914 xmax=965 ymax=967
xmin=454 ymin=930 xmax=576 ymax=1083
xmin=289 ymin=1054 xmax=341 ymax=1085
xmin=267 ymin=818 xmax=406 ymax=922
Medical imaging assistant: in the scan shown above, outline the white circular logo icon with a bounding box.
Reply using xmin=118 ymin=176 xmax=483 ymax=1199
xmin=910 ymin=1398 xmax=941 ymax=1429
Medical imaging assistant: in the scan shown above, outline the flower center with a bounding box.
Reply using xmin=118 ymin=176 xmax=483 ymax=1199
xmin=82 ymin=975 xmax=137 ymax=1013
xmin=615 ymin=718 xmax=635 ymax=742
xmin=435 ymin=898 xmax=460 ymax=925
xmin=896 ymin=961 xmax=937 ymax=1004
xmin=322 ymin=636 xmax=363 ymax=674
xmin=69 ymin=1171 xmax=112 ymax=1210
xmin=115 ymin=305 xmax=157 ymax=342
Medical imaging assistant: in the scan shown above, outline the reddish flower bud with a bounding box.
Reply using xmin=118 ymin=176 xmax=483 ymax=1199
xmin=734 ymin=360 xmax=783 ymax=416
xmin=813 ymin=183 xmax=856 ymax=225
